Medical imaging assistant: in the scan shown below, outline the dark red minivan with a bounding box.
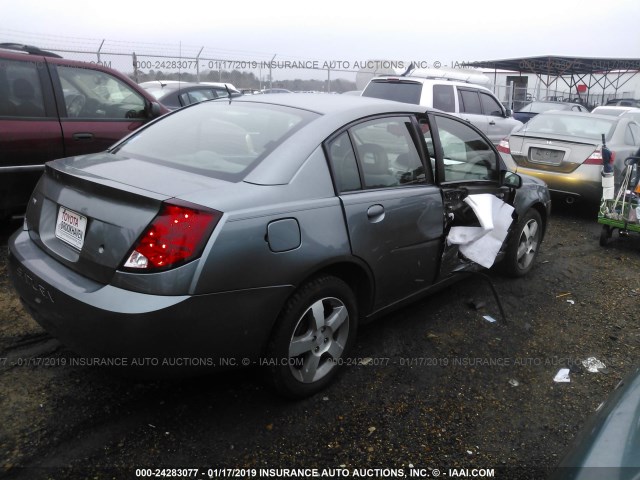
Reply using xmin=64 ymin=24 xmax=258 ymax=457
xmin=0 ymin=43 xmax=168 ymax=218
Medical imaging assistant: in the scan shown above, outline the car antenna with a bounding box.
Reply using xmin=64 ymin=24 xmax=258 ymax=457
xmin=401 ymin=62 xmax=415 ymax=77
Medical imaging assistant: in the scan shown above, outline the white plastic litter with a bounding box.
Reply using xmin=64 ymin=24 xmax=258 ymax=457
xmin=554 ymin=368 xmax=571 ymax=383
xmin=448 ymin=194 xmax=515 ymax=268
xmin=483 ymin=315 xmax=497 ymax=323
xmin=582 ymin=357 xmax=606 ymax=373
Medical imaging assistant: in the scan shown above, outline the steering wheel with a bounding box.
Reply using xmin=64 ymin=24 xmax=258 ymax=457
xmin=67 ymin=94 xmax=85 ymax=117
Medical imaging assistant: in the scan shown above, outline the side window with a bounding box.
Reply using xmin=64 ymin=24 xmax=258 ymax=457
xmin=57 ymin=66 xmax=146 ymax=119
xmin=458 ymin=89 xmax=482 ymax=114
xmin=179 ymin=89 xmax=215 ymax=106
xmin=327 ymin=131 xmax=361 ymax=192
xmin=479 ymin=92 xmax=503 ymax=116
xmin=0 ymin=59 xmax=46 ymax=117
xmin=433 ymin=84 xmax=455 ymax=113
xmin=350 ymin=117 xmax=425 ymax=189
xmin=434 ymin=115 xmax=498 ymax=182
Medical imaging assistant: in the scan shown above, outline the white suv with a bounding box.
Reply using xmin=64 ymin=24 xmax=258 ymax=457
xmin=362 ymin=73 xmax=523 ymax=145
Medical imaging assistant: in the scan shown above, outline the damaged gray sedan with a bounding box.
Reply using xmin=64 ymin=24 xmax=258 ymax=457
xmin=8 ymin=95 xmax=550 ymax=398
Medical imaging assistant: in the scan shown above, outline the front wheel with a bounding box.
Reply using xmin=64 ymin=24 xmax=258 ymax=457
xmin=501 ymin=209 xmax=543 ymax=277
xmin=264 ymin=275 xmax=358 ymax=399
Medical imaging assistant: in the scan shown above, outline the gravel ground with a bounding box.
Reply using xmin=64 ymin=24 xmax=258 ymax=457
xmin=1 ymin=205 xmax=639 ymax=480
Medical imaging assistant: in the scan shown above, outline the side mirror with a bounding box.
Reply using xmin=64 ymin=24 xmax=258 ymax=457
xmin=148 ymin=101 xmax=163 ymax=118
xmin=501 ymin=170 xmax=522 ymax=188
xmin=505 ymin=108 xmax=513 ymax=117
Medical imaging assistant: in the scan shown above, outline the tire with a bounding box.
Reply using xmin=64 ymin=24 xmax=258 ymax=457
xmin=501 ymin=209 xmax=543 ymax=277
xmin=264 ymin=275 xmax=358 ymax=399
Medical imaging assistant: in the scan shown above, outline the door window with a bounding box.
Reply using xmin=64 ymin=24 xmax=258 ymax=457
xmin=479 ymin=92 xmax=503 ymax=116
xmin=350 ymin=117 xmax=425 ymax=189
xmin=327 ymin=131 xmax=361 ymax=192
xmin=0 ymin=59 xmax=46 ymax=117
xmin=433 ymin=84 xmax=455 ymax=113
xmin=434 ymin=115 xmax=498 ymax=182
xmin=56 ymin=66 xmax=146 ymax=119
xmin=458 ymin=89 xmax=482 ymax=114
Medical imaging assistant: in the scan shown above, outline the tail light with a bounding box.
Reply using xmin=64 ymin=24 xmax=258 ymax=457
xmin=584 ymin=147 xmax=615 ymax=165
xmin=497 ymin=138 xmax=510 ymax=154
xmin=122 ymin=201 xmax=222 ymax=272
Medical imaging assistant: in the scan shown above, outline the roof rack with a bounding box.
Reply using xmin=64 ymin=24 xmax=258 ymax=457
xmin=0 ymin=43 xmax=62 ymax=58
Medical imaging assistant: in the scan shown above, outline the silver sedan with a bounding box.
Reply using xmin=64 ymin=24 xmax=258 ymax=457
xmin=9 ymin=95 xmax=550 ymax=397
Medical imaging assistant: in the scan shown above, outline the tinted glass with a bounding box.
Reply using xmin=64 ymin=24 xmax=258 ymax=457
xmin=479 ymin=92 xmax=503 ymax=116
xmin=0 ymin=59 xmax=46 ymax=117
xmin=362 ymin=80 xmax=422 ymax=105
xmin=525 ymin=114 xmax=615 ymax=140
xmin=57 ymin=65 xmax=146 ymax=119
xmin=114 ymin=102 xmax=318 ymax=181
xmin=433 ymin=84 xmax=455 ymax=112
xmin=350 ymin=117 xmax=425 ymax=189
xmin=327 ymin=132 xmax=361 ymax=192
xmin=434 ymin=115 xmax=497 ymax=182
xmin=520 ymin=102 xmax=569 ymax=113
xmin=458 ymin=89 xmax=482 ymax=114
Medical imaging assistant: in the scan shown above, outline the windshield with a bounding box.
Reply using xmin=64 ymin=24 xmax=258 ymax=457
xmin=113 ymin=102 xmax=319 ymax=181
xmin=524 ymin=113 xmax=615 ymax=140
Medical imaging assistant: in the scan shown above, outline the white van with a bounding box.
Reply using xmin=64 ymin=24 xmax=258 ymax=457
xmin=362 ymin=71 xmax=523 ymax=145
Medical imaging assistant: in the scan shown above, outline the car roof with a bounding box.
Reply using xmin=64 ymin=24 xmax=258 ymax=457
xmin=232 ymin=92 xmax=429 ymax=116
xmin=535 ymin=110 xmax=618 ymax=121
xmin=369 ymin=75 xmax=492 ymax=92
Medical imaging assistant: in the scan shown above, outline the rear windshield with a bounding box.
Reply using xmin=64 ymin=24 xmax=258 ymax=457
xmin=362 ymin=80 xmax=422 ymax=105
xmin=524 ymin=113 xmax=615 ymax=140
xmin=112 ymin=101 xmax=318 ymax=181
xmin=519 ymin=102 xmax=568 ymax=113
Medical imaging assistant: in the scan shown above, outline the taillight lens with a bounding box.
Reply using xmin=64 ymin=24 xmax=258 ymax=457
xmin=497 ymin=138 xmax=510 ymax=154
xmin=584 ymin=148 xmax=615 ymax=165
xmin=123 ymin=202 xmax=221 ymax=271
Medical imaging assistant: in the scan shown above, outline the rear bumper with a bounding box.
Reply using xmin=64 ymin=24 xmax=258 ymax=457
xmin=515 ymin=165 xmax=601 ymax=202
xmin=8 ymin=228 xmax=293 ymax=370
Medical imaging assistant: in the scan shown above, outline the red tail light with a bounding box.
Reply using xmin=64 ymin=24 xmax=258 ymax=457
xmin=584 ymin=147 xmax=615 ymax=165
xmin=497 ymin=138 xmax=510 ymax=154
xmin=123 ymin=202 xmax=221 ymax=271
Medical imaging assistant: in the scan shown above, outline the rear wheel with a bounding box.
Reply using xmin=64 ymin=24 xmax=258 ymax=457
xmin=502 ymin=209 xmax=543 ymax=277
xmin=265 ymin=275 xmax=357 ymax=399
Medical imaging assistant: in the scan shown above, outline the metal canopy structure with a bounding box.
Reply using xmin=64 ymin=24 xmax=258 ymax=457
xmin=463 ymin=55 xmax=640 ymax=105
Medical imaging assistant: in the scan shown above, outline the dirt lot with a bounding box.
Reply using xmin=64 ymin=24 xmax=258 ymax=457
xmin=1 ymin=205 xmax=639 ymax=480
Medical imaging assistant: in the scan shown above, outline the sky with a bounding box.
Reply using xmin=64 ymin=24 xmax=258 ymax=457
xmin=1 ymin=0 xmax=639 ymax=80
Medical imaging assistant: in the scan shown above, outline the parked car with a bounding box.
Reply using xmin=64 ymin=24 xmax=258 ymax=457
xmin=361 ymin=72 xmax=523 ymax=145
xmin=498 ymin=111 xmax=640 ymax=204
xmin=605 ymin=98 xmax=640 ymax=108
xmin=513 ymin=101 xmax=589 ymax=124
xmin=261 ymin=88 xmax=292 ymax=94
xmin=621 ymin=110 xmax=640 ymax=124
xmin=8 ymin=94 xmax=550 ymax=398
xmin=549 ymin=365 xmax=640 ymax=479
xmin=139 ymin=80 xmax=241 ymax=110
xmin=591 ymin=105 xmax=640 ymax=116
xmin=0 ymin=43 xmax=168 ymax=219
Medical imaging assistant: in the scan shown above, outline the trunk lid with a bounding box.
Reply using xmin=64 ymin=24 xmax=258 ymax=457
xmin=26 ymin=152 xmax=228 ymax=284
xmin=509 ymin=134 xmax=599 ymax=173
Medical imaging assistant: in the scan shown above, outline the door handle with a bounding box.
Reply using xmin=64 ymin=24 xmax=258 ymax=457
xmin=489 ymin=120 xmax=496 ymax=125
xmin=72 ymin=133 xmax=94 ymax=141
xmin=366 ymin=204 xmax=385 ymax=223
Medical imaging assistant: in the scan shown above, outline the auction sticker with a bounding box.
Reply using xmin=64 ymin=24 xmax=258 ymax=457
xmin=55 ymin=206 xmax=87 ymax=250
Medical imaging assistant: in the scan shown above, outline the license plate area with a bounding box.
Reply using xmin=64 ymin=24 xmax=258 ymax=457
xmin=529 ymin=147 xmax=564 ymax=165
xmin=55 ymin=206 xmax=87 ymax=250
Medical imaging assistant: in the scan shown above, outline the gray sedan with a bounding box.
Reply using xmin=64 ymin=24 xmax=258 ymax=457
xmin=8 ymin=95 xmax=550 ymax=397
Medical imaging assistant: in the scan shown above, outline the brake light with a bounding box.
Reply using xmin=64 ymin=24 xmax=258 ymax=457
xmin=123 ymin=202 xmax=221 ymax=271
xmin=497 ymin=138 xmax=510 ymax=154
xmin=584 ymin=148 xmax=615 ymax=165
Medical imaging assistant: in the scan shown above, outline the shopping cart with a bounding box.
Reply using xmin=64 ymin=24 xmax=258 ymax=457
xmin=598 ymin=146 xmax=640 ymax=246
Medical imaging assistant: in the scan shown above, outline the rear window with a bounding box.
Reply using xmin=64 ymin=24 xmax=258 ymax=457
xmin=524 ymin=114 xmax=615 ymax=140
xmin=518 ymin=102 xmax=568 ymax=113
xmin=362 ymin=80 xmax=422 ymax=105
xmin=112 ymin=101 xmax=318 ymax=181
